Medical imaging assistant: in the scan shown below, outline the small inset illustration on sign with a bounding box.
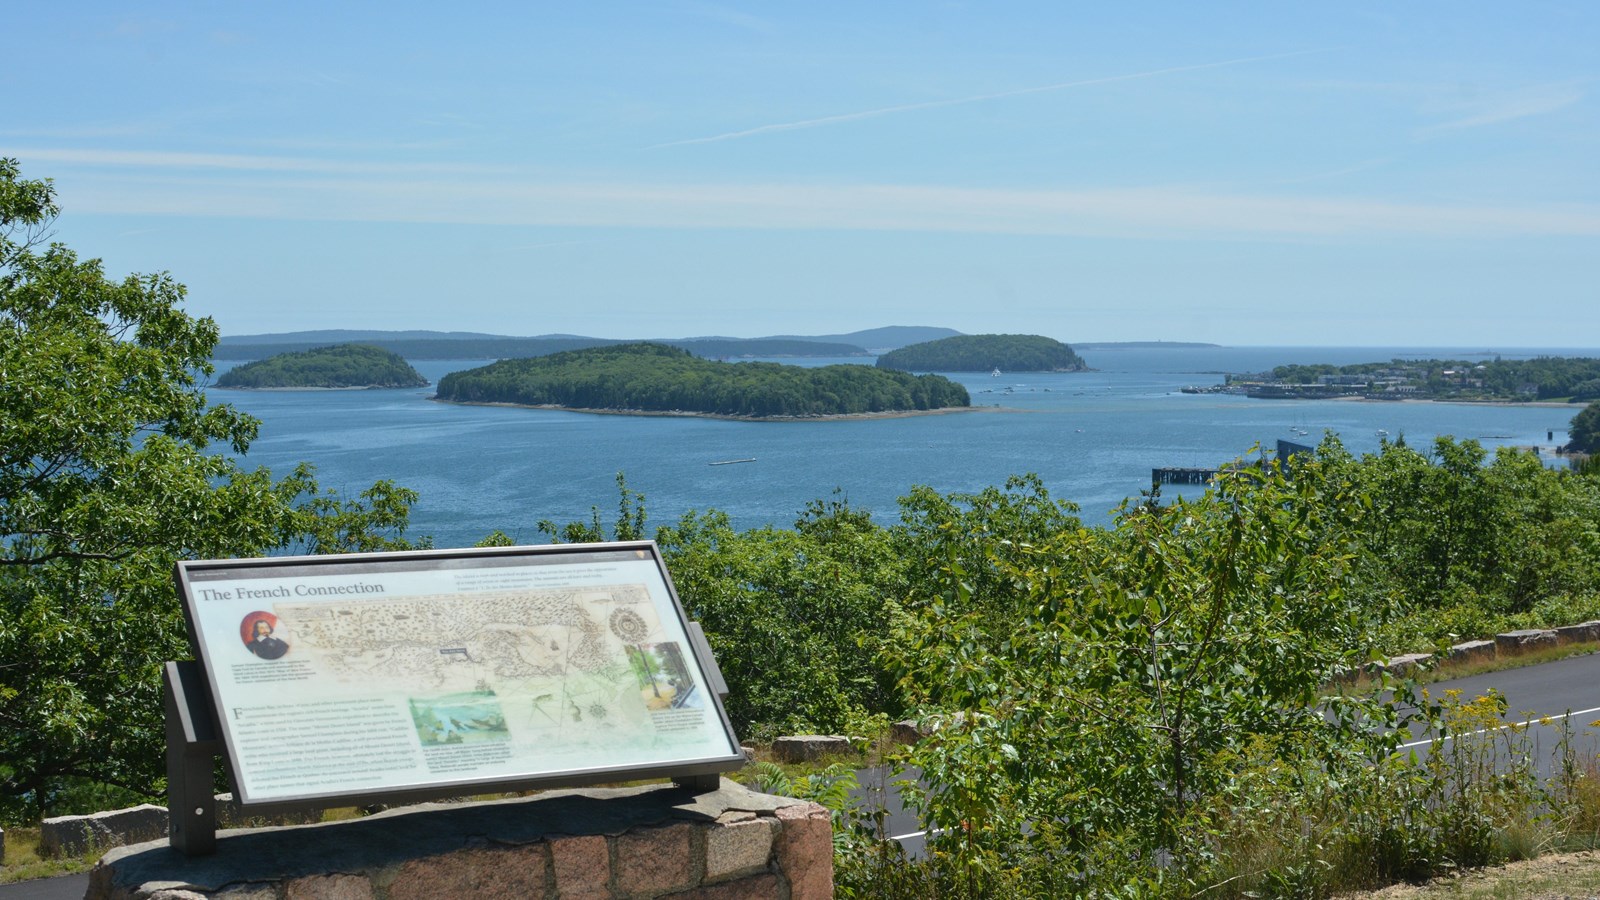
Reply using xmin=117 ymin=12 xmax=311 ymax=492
xmin=609 ymin=608 xmax=649 ymax=644
xmin=409 ymin=690 xmax=510 ymax=745
xmin=627 ymin=642 xmax=702 ymax=711
xmin=239 ymin=612 xmax=289 ymax=660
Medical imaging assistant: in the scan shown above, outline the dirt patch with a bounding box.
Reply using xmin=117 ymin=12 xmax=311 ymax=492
xmin=1339 ymin=850 xmax=1600 ymax=898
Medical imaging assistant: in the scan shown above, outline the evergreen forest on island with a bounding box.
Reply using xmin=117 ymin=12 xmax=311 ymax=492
xmin=9 ymin=157 xmax=1600 ymax=896
xmin=874 ymin=333 xmax=1088 ymax=372
xmin=434 ymin=342 xmax=971 ymax=417
xmin=215 ymin=343 xmax=428 ymax=389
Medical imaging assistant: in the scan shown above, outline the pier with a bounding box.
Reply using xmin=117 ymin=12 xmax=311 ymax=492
xmin=1152 ymin=466 xmax=1217 ymax=486
xmin=1152 ymin=441 xmax=1314 ymax=489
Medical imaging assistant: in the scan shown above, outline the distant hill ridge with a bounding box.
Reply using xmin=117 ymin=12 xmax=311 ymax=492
xmin=222 ymin=329 xmax=517 ymax=344
xmin=215 ymin=328 xmax=1210 ymax=361
xmin=215 ymin=326 xmax=963 ymax=361
xmin=1074 ymin=341 xmax=1220 ymax=349
xmin=223 ymin=325 xmax=960 ymax=347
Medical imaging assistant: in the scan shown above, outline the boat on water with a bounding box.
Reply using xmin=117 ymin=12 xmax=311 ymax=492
xmin=991 ymin=367 xmax=1001 ymax=377
xmin=709 ymin=458 xmax=756 ymax=466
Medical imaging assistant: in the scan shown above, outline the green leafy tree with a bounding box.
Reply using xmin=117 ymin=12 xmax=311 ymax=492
xmin=884 ymin=459 xmax=1403 ymax=890
xmin=1314 ymin=434 xmax=1600 ymax=631
xmin=1572 ymin=400 xmax=1600 ymax=453
xmin=658 ymin=496 xmax=908 ymax=740
xmin=0 ymin=160 xmax=421 ymax=820
xmin=891 ymin=474 xmax=1081 ymax=626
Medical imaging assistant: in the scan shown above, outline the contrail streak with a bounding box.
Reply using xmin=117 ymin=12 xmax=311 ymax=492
xmin=649 ymin=48 xmax=1337 ymax=149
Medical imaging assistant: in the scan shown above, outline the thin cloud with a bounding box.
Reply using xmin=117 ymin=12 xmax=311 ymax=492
xmin=57 ymin=170 xmax=1600 ymax=239
xmin=243 ymin=136 xmax=466 ymax=154
xmin=648 ymin=48 xmax=1339 ymax=149
xmin=5 ymin=104 xmax=266 ymax=142
xmin=484 ymin=239 xmax=596 ymax=254
xmin=1268 ymin=158 xmax=1393 ymax=186
xmin=0 ymin=123 xmax=154 ymax=140
xmin=17 ymin=147 xmax=512 ymax=177
xmin=1419 ymin=83 xmax=1583 ymax=135
xmin=678 ymin=2 xmax=777 ymax=34
xmin=112 ymin=16 xmax=178 ymax=39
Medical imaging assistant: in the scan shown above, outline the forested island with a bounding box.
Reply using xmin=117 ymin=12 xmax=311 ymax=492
xmin=435 ymin=342 xmax=971 ymax=418
xmin=216 ymin=343 xmax=429 ymax=389
xmin=875 ymin=333 xmax=1087 ymax=373
xmin=1190 ymin=356 xmax=1600 ymax=402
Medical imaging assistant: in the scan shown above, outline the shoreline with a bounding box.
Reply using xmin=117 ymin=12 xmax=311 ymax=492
xmin=432 ymin=399 xmax=1007 ymax=422
xmin=214 ymin=384 xmax=429 ymax=392
xmin=1325 ymin=396 xmax=1582 ymax=409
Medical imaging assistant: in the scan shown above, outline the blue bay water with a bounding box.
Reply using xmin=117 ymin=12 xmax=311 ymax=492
xmin=213 ymin=346 xmax=1597 ymax=548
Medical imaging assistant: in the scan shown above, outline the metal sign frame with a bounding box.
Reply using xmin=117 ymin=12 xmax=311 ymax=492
xmin=168 ymin=541 xmax=741 ymax=853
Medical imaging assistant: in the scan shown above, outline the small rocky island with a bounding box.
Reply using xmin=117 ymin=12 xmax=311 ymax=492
xmin=875 ymin=334 xmax=1088 ymax=373
xmin=435 ymin=342 xmax=971 ymax=418
xmin=216 ymin=343 xmax=429 ymax=389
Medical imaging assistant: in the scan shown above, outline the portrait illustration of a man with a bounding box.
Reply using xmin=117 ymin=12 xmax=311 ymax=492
xmin=241 ymin=613 xmax=290 ymax=660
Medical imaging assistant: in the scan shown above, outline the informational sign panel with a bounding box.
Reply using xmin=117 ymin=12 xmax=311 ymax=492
xmin=174 ymin=543 xmax=743 ymax=806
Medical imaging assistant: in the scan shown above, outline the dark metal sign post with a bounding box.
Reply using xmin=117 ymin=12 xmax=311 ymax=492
xmin=164 ymin=660 xmax=222 ymax=856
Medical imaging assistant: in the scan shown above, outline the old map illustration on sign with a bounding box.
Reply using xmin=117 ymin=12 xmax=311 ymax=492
xmin=273 ymin=584 xmax=689 ymax=754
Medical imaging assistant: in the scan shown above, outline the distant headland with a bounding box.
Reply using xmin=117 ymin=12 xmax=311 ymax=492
xmin=1074 ymin=341 xmax=1220 ymax=350
xmin=1184 ymin=356 xmax=1600 ymax=404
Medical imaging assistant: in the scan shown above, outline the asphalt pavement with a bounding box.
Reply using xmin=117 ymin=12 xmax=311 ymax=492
xmin=0 ymin=874 xmax=86 ymax=900
xmin=1395 ymin=651 xmax=1600 ymax=776
xmin=850 ymin=764 xmax=928 ymax=857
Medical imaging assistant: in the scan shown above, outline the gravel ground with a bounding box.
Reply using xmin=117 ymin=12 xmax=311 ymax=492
xmin=1340 ymin=850 xmax=1600 ymax=899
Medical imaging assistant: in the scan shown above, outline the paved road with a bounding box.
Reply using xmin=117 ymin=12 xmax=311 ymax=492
xmin=849 ymin=764 xmax=927 ymax=857
xmin=1395 ymin=651 xmax=1600 ymax=777
xmin=7 ymin=654 xmax=1599 ymax=897
xmin=1421 ymin=650 xmax=1600 ymax=718
xmin=0 ymin=874 xmax=86 ymax=900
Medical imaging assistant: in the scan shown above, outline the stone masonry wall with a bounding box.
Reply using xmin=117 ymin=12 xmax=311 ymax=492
xmin=41 ymin=796 xmax=322 ymax=858
xmin=86 ymin=779 xmax=831 ymax=900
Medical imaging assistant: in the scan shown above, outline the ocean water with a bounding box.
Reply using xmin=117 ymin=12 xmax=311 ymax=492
xmin=212 ymin=346 xmax=1597 ymax=548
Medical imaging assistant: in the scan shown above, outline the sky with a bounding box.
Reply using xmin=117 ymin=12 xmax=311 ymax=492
xmin=4 ymin=2 xmax=1597 ymax=346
